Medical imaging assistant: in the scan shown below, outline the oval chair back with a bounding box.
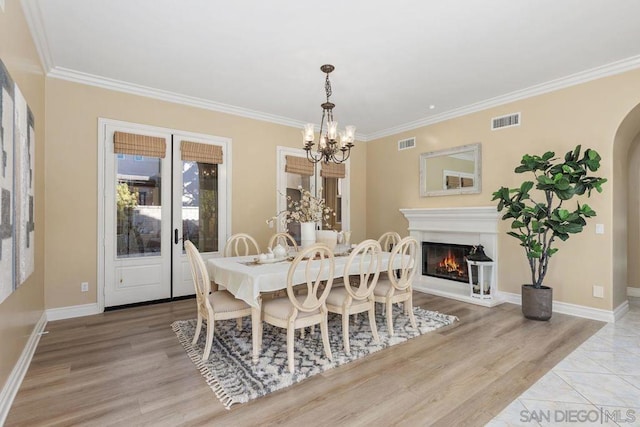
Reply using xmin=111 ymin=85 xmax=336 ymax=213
xmin=388 ymin=236 xmax=418 ymax=292
xmin=223 ymin=233 xmax=260 ymax=257
xmin=267 ymin=232 xmax=298 ymax=252
xmin=343 ymin=239 xmax=382 ymax=301
xmin=378 ymin=231 xmax=402 ymax=252
xmin=287 ymin=244 xmax=335 ymax=313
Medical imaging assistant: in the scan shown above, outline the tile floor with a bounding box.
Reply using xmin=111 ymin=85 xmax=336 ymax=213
xmin=488 ymin=297 xmax=640 ymax=426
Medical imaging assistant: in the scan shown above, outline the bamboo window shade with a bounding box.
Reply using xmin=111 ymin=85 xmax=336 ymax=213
xmin=320 ymin=162 xmax=346 ymax=179
xmin=285 ymin=155 xmax=314 ymax=176
xmin=461 ymin=177 xmax=474 ymax=187
xmin=181 ymin=141 xmax=223 ymax=164
xmin=113 ymin=131 xmax=167 ymax=158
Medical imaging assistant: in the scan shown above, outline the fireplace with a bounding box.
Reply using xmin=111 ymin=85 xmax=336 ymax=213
xmin=422 ymin=242 xmax=472 ymax=284
xmin=400 ymin=207 xmax=501 ymax=307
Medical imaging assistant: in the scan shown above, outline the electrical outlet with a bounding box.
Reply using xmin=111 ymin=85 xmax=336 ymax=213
xmin=81 ymin=282 xmax=89 ymax=292
xmin=593 ymin=285 xmax=604 ymax=298
xmin=595 ymin=224 xmax=605 ymax=234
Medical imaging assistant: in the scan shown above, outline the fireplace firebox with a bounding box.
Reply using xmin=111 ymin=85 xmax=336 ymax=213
xmin=422 ymin=242 xmax=473 ymax=284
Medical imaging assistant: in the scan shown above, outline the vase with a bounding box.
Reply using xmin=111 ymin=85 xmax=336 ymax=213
xmin=316 ymin=230 xmax=337 ymax=252
xmin=300 ymin=222 xmax=316 ymax=248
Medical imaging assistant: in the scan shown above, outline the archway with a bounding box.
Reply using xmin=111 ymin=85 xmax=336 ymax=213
xmin=612 ymin=102 xmax=640 ymax=310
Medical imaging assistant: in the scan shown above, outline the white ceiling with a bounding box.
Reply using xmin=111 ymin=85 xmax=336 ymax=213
xmin=23 ymin=0 xmax=640 ymax=139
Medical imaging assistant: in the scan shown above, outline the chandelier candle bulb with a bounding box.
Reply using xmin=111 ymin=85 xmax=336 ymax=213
xmin=303 ymin=124 xmax=315 ymax=142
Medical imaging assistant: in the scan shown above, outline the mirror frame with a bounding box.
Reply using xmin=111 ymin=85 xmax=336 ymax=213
xmin=419 ymin=143 xmax=482 ymax=197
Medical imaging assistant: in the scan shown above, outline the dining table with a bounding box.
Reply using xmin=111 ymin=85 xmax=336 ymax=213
xmin=207 ymin=247 xmax=407 ymax=363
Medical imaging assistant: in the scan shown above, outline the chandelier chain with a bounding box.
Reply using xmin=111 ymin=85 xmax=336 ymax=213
xmin=324 ymin=73 xmax=332 ymax=102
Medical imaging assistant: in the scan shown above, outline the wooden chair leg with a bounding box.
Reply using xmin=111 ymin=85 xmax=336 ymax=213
xmin=320 ymin=317 xmax=332 ymax=360
xmin=386 ymin=300 xmax=394 ymax=337
xmin=342 ymin=313 xmax=351 ymax=355
xmin=203 ymin=319 xmax=214 ymax=361
xmin=192 ymin=313 xmax=203 ymax=345
xmin=407 ymin=296 xmax=417 ymax=329
xmin=287 ymin=324 xmax=295 ymax=373
xmin=368 ymin=305 xmax=380 ymax=343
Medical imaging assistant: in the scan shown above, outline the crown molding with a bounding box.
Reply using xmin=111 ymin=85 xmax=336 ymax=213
xmin=20 ymin=0 xmax=54 ymax=72
xmin=48 ymin=66 xmax=312 ymax=129
xmin=366 ymin=55 xmax=640 ymax=141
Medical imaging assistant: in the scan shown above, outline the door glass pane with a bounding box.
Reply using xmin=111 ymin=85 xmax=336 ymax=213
xmin=182 ymin=161 xmax=218 ymax=252
xmin=116 ymin=155 xmax=162 ymax=257
xmin=322 ymin=177 xmax=342 ymax=231
xmin=285 ymin=173 xmax=311 ymax=244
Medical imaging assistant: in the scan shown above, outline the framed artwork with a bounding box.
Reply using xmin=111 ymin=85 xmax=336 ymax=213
xmin=15 ymin=85 xmax=35 ymax=287
xmin=0 ymin=59 xmax=15 ymax=304
xmin=0 ymin=57 xmax=36 ymax=304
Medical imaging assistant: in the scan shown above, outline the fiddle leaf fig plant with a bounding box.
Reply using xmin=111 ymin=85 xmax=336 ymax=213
xmin=492 ymin=145 xmax=607 ymax=288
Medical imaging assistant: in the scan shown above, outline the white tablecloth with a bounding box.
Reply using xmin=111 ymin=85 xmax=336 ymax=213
xmin=208 ymin=252 xmax=399 ymax=308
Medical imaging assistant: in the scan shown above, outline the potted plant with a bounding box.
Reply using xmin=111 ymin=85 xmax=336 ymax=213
xmin=491 ymin=145 xmax=607 ymax=320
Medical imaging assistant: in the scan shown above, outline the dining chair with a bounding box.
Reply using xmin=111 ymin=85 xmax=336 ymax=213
xmin=373 ymin=236 xmax=418 ymax=336
xmin=261 ymin=243 xmax=335 ymax=373
xmin=185 ymin=240 xmax=252 ymax=360
xmin=267 ymin=232 xmax=298 ymax=254
xmin=378 ymin=231 xmax=402 ymax=252
xmin=326 ymin=239 xmax=382 ymax=355
xmin=223 ymin=233 xmax=261 ymax=257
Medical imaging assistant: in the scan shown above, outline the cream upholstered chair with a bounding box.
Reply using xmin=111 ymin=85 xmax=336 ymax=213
xmin=373 ymin=236 xmax=418 ymax=336
xmin=223 ymin=233 xmax=260 ymax=257
xmin=261 ymin=244 xmax=335 ymax=373
xmin=378 ymin=231 xmax=402 ymax=252
xmin=267 ymin=232 xmax=298 ymax=253
xmin=326 ymin=239 xmax=382 ymax=355
xmin=185 ymin=240 xmax=251 ymax=360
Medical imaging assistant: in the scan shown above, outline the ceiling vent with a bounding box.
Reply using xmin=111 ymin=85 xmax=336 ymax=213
xmin=398 ymin=137 xmax=416 ymax=151
xmin=491 ymin=112 xmax=521 ymax=130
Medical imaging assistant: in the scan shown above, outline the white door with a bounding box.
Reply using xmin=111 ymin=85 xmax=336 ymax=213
xmin=171 ymin=133 xmax=229 ymax=297
xmin=103 ymin=121 xmax=230 ymax=307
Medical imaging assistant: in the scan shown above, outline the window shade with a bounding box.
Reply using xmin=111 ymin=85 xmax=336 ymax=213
xmin=285 ymin=155 xmax=314 ymax=176
xmin=320 ymin=162 xmax=346 ymax=179
xmin=181 ymin=140 xmax=223 ymax=164
xmin=113 ymin=131 xmax=167 ymax=158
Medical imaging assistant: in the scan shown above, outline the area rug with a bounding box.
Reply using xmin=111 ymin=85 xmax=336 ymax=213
xmin=172 ymin=305 xmax=457 ymax=409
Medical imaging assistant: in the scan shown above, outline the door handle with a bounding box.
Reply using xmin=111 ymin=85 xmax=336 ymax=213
xmin=174 ymin=229 xmax=179 ymax=244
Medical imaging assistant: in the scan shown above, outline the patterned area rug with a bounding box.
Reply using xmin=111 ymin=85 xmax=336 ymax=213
xmin=172 ymin=305 xmax=457 ymax=409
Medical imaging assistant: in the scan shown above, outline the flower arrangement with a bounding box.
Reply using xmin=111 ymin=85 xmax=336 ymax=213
xmin=268 ymin=186 xmax=335 ymax=229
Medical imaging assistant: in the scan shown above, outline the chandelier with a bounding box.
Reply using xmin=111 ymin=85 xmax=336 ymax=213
xmin=303 ymin=64 xmax=356 ymax=164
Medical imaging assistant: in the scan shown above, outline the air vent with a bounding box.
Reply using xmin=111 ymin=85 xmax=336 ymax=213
xmin=398 ymin=137 xmax=416 ymax=151
xmin=491 ymin=113 xmax=521 ymax=130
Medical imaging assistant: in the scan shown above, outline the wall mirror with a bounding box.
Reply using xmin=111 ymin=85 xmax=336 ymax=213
xmin=420 ymin=143 xmax=481 ymax=197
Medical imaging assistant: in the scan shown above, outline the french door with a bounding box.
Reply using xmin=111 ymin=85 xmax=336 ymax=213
xmin=101 ymin=120 xmax=230 ymax=307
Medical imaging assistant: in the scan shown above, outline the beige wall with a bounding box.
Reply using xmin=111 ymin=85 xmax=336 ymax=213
xmin=0 ymin=1 xmax=46 ymax=389
xmin=367 ymin=69 xmax=640 ymax=310
xmin=44 ymin=78 xmax=367 ymax=309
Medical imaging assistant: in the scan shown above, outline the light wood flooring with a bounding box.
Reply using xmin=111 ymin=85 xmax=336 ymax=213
xmin=6 ymin=294 xmax=604 ymax=426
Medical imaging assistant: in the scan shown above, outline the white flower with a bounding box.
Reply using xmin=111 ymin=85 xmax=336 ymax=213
xmin=268 ymin=188 xmax=336 ymax=229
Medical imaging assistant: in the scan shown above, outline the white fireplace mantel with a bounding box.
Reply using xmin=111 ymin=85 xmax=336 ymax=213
xmin=401 ymin=207 xmax=503 ymax=307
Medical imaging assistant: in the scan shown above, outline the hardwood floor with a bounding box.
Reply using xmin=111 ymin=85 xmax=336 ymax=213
xmin=6 ymin=294 xmax=604 ymax=426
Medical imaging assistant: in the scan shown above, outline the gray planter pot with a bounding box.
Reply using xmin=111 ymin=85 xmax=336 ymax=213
xmin=521 ymin=284 xmax=553 ymax=321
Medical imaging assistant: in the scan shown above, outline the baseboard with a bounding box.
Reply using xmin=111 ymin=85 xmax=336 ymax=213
xmin=498 ymin=291 xmax=616 ymax=322
xmin=613 ymin=299 xmax=630 ymax=322
xmin=0 ymin=312 xmax=47 ymax=425
xmin=627 ymin=286 xmax=640 ymax=298
xmin=46 ymin=303 xmax=101 ymax=321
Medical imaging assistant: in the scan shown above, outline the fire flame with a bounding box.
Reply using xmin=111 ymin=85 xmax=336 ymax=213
xmin=438 ymin=250 xmax=460 ymax=273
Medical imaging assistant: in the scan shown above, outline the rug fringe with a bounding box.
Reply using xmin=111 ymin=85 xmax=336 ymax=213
xmin=171 ymin=322 xmax=237 ymax=410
